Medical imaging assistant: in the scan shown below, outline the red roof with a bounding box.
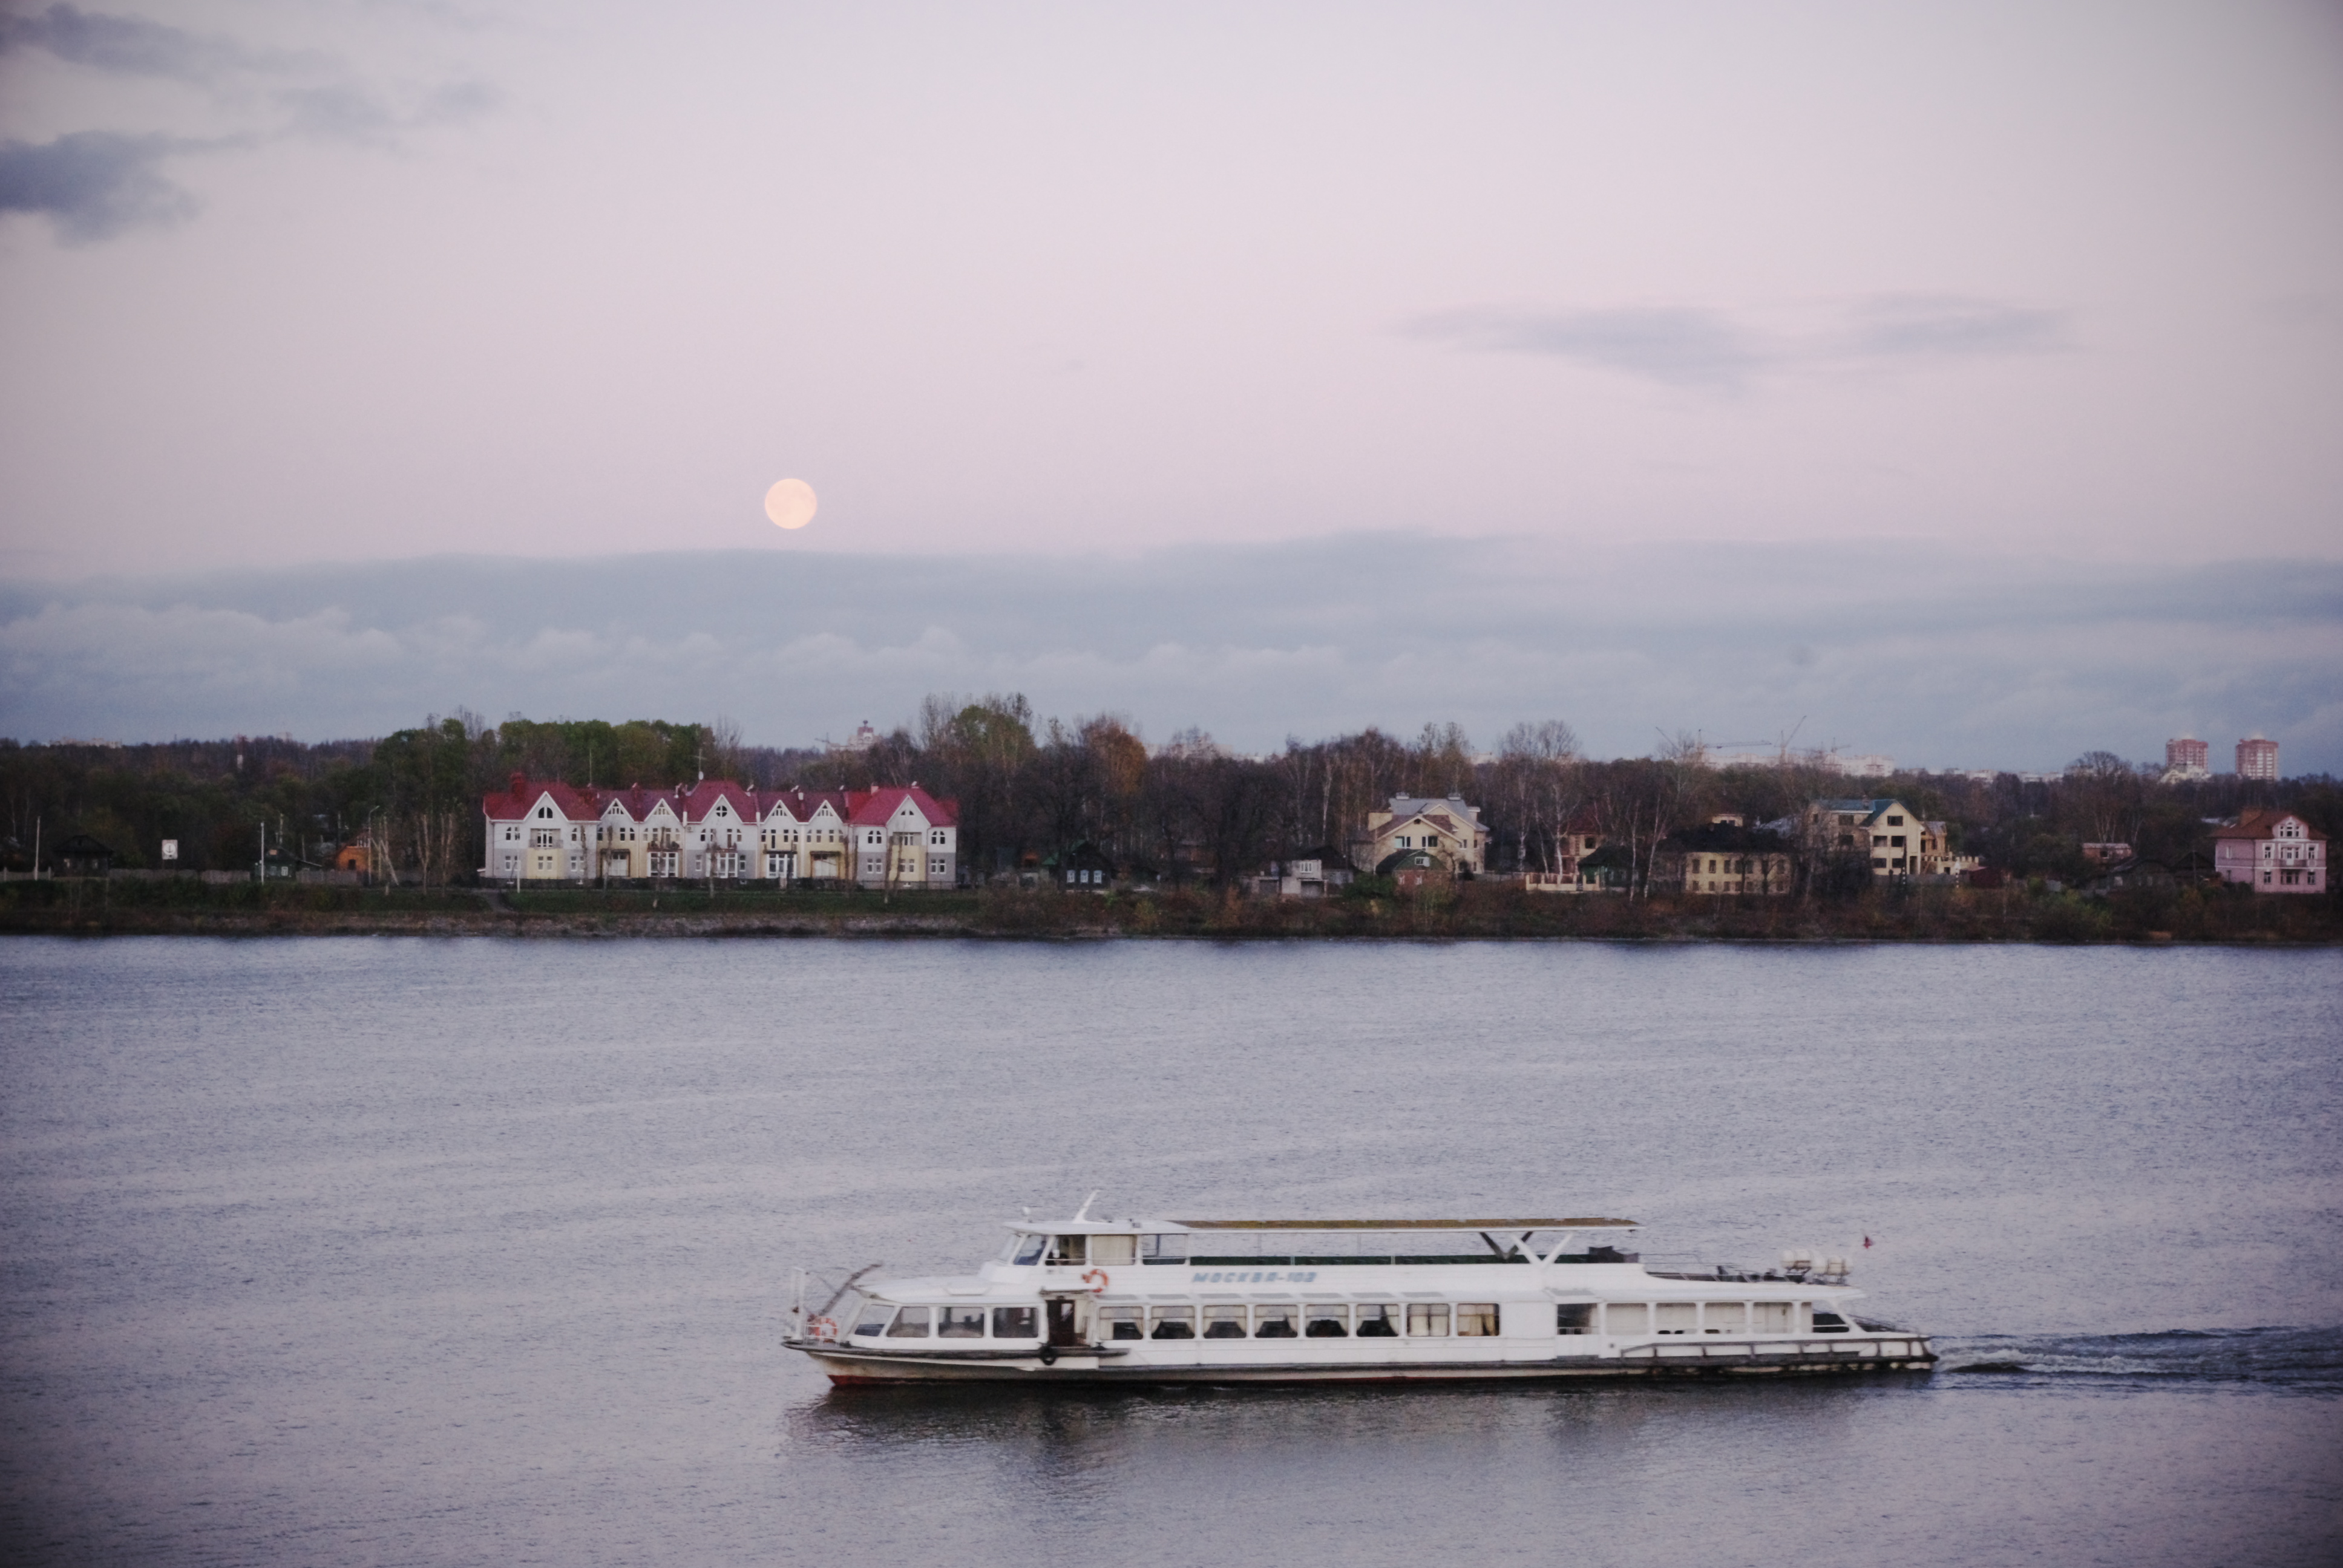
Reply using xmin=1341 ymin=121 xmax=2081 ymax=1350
xmin=2212 ymin=810 xmax=2326 ymax=841
xmin=847 ymin=785 xmax=958 ymax=828
xmin=770 ymin=788 xmax=855 ymax=823
xmin=672 ymin=779 xmax=763 ymax=825
xmin=483 ymin=775 xmax=603 ymax=822
xmin=483 ymin=777 xmax=956 ymax=829
xmin=1373 ymin=806 xmax=1461 ymax=837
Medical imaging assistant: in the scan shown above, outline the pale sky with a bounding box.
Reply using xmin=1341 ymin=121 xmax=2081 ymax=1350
xmin=4 ymin=0 xmax=2340 ymax=580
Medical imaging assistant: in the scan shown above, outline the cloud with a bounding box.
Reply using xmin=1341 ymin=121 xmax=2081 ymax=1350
xmin=275 ymin=77 xmax=497 ymax=145
xmin=0 ymin=5 xmax=496 ymax=240
xmin=2 ymin=540 xmax=2336 ymax=773
xmin=1842 ymin=295 xmax=2071 ymax=360
xmin=0 ymin=4 xmax=283 ymax=81
xmin=1408 ymin=296 xmax=2073 ymax=389
xmin=1406 ymin=305 xmax=1766 ymax=389
xmin=0 ymin=131 xmax=200 ymax=242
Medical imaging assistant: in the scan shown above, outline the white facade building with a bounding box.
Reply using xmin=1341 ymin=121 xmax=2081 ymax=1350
xmin=482 ymin=774 xmax=958 ymax=887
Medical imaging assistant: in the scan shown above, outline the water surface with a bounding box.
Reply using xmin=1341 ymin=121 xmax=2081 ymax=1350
xmin=4 ymin=938 xmax=2338 ymax=1566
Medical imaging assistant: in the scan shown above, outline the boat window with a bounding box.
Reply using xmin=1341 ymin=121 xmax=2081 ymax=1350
xmin=991 ymin=1305 xmax=1038 ymax=1339
xmin=1045 ymin=1235 xmax=1086 ymax=1266
xmin=1355 ymin=1304 xmax=1399 ymax=1338
xmin=1605 ymin=1304 xmax=1649 ymax=1336
xmin=1752 ymin=1302 xmax=1794 ymax=1332
xmin=1204 ymin=1305 xmax=1249 ymax=1339
xmin=1556 ymin=1304 xmax=1595 ymax=1335
xmin=1655 ymin=1304 xmax=1696 ymax=1336
xmin=885 ymin=1306 xmax=932 ymax=1338
xmin=1150 ymin=1307 xmax=1196 ymax=1339
xmin=939 ymin=1305 xmax=986 ymax=1339
xmin=1456 ymin=1304 xmax=1499 ymax=1337
xmin=1012 ymin=1235 xmax=1046 ymax=1266
xmin=1813 ymin=1310 xmax=1850 ymax=1333
xmin=1090 ymin=1235 xmax=1136 ymax=1267
xmin=1140 ymin=1233 xmax=1188 ymax=1264
xmin=852 ymin=1304 xmax=894 ymax=1338
xmin=1254 ymin=1304 xmax=1299 ymax=1338
xmin=1703 ymin=1303 xmax=1746 ymax=1335
xmin=1304 ymin=1305 xmax=1349 ymax=1338
xmin=1407 ymin=1304 xmax=1450 ymax=1338
xmin=1099 ymin=1307 xmax=1145 ymax=1341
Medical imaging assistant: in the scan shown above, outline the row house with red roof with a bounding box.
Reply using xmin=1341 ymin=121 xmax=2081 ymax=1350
xmin=481 ymin=774 xmax=958 ymax=888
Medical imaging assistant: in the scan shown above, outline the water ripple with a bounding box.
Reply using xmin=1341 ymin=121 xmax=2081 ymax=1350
xmin=1935 ymin=1327 xmax=2343 ymax=1389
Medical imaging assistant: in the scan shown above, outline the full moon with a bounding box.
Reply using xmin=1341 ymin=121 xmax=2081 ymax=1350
xmin=764 ymin=478 xmax=818 ymax=530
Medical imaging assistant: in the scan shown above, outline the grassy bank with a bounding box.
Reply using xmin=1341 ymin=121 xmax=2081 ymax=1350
xmin=2 ymin=877 xmax=2336 ymax=943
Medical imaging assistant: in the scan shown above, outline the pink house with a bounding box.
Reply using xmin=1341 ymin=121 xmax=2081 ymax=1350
xmin=2212 ymin=810 xmax=2326 ymax=894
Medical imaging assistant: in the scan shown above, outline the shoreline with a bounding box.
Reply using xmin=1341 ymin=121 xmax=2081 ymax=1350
xmin=3 ymin=882 xmax=2336 ymax=944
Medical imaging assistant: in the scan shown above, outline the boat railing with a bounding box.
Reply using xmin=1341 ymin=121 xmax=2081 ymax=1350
xmin=1185 ymin=1253 xmax=1536 ymax=1267
xmin=1640 ymin=1256 xmax=1851 ymax=1285
xmin=1639 ymin=1254 xmax=1773 ymax=1282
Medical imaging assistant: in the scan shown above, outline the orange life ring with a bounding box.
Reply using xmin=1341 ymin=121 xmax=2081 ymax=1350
xmin=1080 ymin=1268 xmax=1109 ymax=1293
xmin=807 ymin=1315 xmax=838 ymax=1341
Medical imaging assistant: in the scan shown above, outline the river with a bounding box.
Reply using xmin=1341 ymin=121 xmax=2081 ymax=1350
xmin=3 ymin=937 xmax=2338 ymax=1566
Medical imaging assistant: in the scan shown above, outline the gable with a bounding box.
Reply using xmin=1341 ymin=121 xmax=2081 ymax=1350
xmin=1380 ymin=809 xmax=1466 ymax=838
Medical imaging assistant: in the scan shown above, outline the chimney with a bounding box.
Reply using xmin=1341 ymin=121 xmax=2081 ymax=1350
xmin=509 ymin=771 xmax=526 ymax=797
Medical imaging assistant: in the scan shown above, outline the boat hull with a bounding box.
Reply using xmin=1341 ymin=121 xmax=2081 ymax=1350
xmin=793 ymin=1334 xmax=1938 ymax=1385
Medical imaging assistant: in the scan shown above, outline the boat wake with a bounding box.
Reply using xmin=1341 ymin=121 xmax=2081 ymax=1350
xmin=1933 ymin=1327 xmax=2343 ymax=1390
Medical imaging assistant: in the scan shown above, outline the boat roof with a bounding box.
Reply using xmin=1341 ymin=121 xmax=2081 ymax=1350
xmin=1181 ymin=1218 xmax=1639 ymax=1231
xmin=1006 ymin=1216 xmax=1639 ymax=1234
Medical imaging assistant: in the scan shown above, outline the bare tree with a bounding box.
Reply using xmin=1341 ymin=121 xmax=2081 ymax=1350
xmin=2063 ymin=751 xmax=2144 ymax=846
xmin=1498 ymin=720 xmax=1585 ymax=874
xmin=704 ymin=717 xmax=746 ymax=782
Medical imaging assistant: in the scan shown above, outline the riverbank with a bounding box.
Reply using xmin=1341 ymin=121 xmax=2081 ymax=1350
xmin=4 ymin=877 xmax=2337 ymax=942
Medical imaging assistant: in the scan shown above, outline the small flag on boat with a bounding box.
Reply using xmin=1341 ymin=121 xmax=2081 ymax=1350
xmin=1863 ymin=1235 xmax=1873 ymax=1248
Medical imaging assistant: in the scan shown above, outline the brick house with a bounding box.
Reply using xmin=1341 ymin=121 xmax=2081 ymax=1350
xmin=2211 ymin=810 xmax=2325 ymax=894
xmin=1802 ymin=799 xmax=1955 ymax=880
xmin=1656 ymin=817 xmax=1794 ymax=896
xmin=1521 ymin=811 xmax=1611 ymax=893
xmin=1252 ymin=846 xmax=1356 ymax=898
xmin=1353 ymin=795 xmax=1489 ymax=878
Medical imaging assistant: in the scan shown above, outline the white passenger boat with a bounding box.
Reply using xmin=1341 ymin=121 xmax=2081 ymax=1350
xmin=784 ymin=1203 xmax=1936 ymax=1384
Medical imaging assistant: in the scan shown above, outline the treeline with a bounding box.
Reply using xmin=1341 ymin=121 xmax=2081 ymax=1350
xmin=796 ymin=704 xmax=2338 ymax=891
xmin=4 ymin=701 xmax=2336 ymax=893
xmin=0 ymin=715 xmax=756 ymax=883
